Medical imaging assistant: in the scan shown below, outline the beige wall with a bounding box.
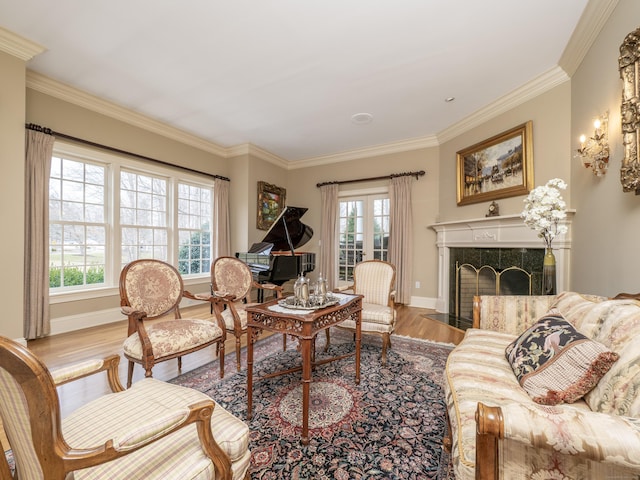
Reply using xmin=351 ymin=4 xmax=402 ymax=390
xmin=227 ymin=153 xmax=288 ymax=254
xmin=0 ymin=51 xmax=26 ymax=340
xmin=228 ymin=154 xmax=250 ymax=254
xmin=286 ymin=147 xmax=440 ymax=300
xmin=438 ymin=82 xmax=573 ymax=222
xmin=569 ymin=0 xmax=640 ymax=296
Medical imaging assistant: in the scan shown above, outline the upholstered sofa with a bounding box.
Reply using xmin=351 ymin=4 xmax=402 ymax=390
xmin=444 ymin=292 xmax=640 ymax=480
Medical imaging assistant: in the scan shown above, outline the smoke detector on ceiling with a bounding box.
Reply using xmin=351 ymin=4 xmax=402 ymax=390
xmin=351 ymin=112 xmax=373 ymax=125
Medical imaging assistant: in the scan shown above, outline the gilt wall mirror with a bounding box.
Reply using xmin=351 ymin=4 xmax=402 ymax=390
xmin=619 ymin=26 xmax=640 ymax=194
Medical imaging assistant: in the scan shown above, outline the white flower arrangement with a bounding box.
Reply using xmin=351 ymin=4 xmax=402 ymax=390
xmin=521 ymin=178 xmax=568 ymax=250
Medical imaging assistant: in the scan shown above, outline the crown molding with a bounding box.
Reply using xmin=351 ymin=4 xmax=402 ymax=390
xmin=291 ymin=65 xmax=571 ymax=166
xmin=436 ymin=66 xmax=570 ymax=144
xmin=559 ymin=0 xmax=619 ymax=76
xmin=26 ymin=70 xmax=230 ymax=158
xmin=288 ymin=134 xmax=439 ymax=170
xmin=0 ymin=26 xmax=45 ymax=61
xmin=227 ymin=143 xmax=289 ymax=169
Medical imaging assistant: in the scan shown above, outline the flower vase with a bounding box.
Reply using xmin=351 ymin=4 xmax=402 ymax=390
xmin=542 ymin=248 xmax=556 ymax=295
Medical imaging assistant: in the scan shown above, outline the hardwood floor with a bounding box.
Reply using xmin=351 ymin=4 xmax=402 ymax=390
xmin=2 ymin=303 xmax=464 ymax=452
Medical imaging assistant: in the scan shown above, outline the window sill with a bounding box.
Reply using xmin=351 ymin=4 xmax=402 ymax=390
xmin=49 ymin=275 xmax=211 ymax=304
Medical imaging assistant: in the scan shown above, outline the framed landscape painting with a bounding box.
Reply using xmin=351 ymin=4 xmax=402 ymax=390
xmin=456 ymin=121 xmax=533 ymax=206
xmin=257 ymin=181 xmax=286 ymax=230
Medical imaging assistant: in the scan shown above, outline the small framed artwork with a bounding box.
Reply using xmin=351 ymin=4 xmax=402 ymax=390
xmin=257 ymin=181 xmax=286 ymax=230
xmin=456 ymin=121 xmax=533 ymax=206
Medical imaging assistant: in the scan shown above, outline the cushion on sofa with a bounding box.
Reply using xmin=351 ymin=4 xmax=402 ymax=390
xmin=505 ymin=312 xmax=619 ymax=405
xmin=552 ymin=292 xmax=640 ymax=416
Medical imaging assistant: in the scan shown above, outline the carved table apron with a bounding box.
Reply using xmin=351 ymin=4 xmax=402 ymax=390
xmin=245 ymin=293 xmax=362 ymax=445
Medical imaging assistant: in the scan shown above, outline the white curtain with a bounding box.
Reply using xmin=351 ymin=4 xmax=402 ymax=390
xmin=213 ymin=178 xmax=231 ymax=258
xmin=24 ymin=129 xmax=55 ymax=339
xmin=319 ymin=184 xmax=339 ymax=290
xmin=388 ymin=175 xmax=413 ymax=305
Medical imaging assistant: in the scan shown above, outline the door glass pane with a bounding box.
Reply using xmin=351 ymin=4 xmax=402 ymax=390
xmin=372 ymin=198 xmax=390 ymax=261
xmin=338 ymin=200 xmax=364 ymax=282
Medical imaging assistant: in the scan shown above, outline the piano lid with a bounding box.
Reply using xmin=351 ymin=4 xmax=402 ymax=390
xmin=261 ymin=206 xmax=313 ymax=253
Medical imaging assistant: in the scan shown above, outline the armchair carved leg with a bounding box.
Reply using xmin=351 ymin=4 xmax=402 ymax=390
xmin=235 ymin=335 xmax=242 ymax=372
xmin=127 ymin=360 xmax=135 ymax=388
xmin=381 ymin=333 xmax=391 ymax=365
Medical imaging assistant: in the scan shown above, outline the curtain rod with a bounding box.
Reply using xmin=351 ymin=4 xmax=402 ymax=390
xmin=316 ymin=170 xmax=425 ymax=188
xmin=25 ymin=123 xmax=231 ymax=182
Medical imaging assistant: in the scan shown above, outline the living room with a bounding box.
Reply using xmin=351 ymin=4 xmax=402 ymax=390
xmin=2 ymin=1 xmax=640 ymax=478
xmin=1 ymin=0 xmax=638 ymax=345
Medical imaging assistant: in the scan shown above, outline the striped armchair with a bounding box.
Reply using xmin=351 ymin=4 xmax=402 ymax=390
xmin=0 ymin=336 xmax=250 ymax=480
xmin=332 ymin=260 xmax=397 ymax=364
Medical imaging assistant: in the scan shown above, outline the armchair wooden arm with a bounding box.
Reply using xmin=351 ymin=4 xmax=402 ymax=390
xmin=252 ymin=281 xmax=283 ymax=298
xmin=57 ymin=400 xmax=231 ymax=480
xmin=51 ymin=354 xmax=124 ymax=392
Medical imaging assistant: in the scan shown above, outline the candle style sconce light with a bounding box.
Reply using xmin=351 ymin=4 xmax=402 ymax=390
xmin=575 ymin=112 xmax=609 ymax=177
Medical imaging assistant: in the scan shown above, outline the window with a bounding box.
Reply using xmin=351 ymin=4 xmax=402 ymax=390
xmin=49 ymin=156 xmax=107 ymax=289
xmin=120 ymin=170 xmax=168 ymax=267
xmin=48 ymin=143 xmax=215 ymax=295
xmin=177 ymin=183 xmax=212 ymax=275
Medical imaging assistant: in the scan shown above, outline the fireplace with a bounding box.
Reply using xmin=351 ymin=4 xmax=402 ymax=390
xmin=430 ymin=213 xmax=573 ymax=316
xmin=453 ymin=249 xmax=539 ymax=319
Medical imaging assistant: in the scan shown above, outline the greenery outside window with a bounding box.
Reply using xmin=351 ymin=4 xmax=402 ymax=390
xmin=177 ymin=183 xmax=212 ymax=275
xmin=49 ymin=155 xmax=106 ymax=289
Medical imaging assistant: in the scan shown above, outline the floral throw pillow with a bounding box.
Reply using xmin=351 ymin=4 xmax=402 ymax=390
xmin=505 ymin=312 xmax=619 ymax=405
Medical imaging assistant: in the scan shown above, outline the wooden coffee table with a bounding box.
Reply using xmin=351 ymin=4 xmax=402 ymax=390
xmin=245 ymin=293 xmax=362 ymax=445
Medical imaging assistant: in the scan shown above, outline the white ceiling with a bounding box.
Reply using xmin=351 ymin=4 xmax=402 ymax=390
xmin=0 ymin=1 xmax=599 ymax=164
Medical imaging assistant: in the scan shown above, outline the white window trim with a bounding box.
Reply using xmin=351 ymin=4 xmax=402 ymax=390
xmin=50 ymin=141 xmax=214 ymax=302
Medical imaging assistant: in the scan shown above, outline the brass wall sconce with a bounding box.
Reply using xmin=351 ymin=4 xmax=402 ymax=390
xmin=576 ymin=112 xmax=609 ymax=177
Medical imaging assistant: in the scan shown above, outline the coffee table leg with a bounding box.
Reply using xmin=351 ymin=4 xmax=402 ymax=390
xmin=301 ymin=336 xmax=311 ymax=445
xmin=247 ymin=325 xmax=254 ymax=419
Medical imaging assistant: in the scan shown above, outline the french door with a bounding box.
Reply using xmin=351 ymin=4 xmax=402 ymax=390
xmin=337 ymin=194 xmax=389 ymax=283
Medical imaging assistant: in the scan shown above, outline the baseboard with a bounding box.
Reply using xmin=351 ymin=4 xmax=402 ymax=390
xmin=50 ymin=296 xmax=206 ymax=336
xmin=408 ymin=296 xmax=437 ymax=309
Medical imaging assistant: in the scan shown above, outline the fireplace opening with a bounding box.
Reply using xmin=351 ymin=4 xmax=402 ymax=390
xmin=455 ymin=263 xmax=532 ymax=319
xmin=448 ymin=247 xmax=545 ymax=323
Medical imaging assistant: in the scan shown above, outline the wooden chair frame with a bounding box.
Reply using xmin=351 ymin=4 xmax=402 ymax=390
xmin=0 ymin=336 xmax=234 ymax=480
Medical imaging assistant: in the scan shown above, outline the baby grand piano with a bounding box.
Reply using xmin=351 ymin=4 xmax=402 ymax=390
xmin=236 ymin=206 xmax=316 ymax=291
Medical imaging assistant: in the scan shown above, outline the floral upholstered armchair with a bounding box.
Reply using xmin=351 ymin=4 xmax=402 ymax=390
xmin=0 ymin=336 xmax=250 ymax=480
xmin=120 ymin=259 xmax=226 ymax=387
xmin=200 ymin=256 xmax=284 ymax=372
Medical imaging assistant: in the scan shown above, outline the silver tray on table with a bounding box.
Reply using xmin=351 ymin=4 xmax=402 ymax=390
xmin=277 ymin=295 xmax=339 ymax=311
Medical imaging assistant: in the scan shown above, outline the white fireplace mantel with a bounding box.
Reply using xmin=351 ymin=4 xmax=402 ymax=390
xmin=429 ymin=212 xmax=574 ymax=313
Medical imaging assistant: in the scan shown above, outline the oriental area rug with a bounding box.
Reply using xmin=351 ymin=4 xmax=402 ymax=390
xmin=170 ymin=331 xmax=455 ymax=479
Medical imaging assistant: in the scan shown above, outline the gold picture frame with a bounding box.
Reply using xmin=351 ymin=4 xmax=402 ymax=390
xmin=257 ymin=181 xmax=286 ymax=230
xmin=456 ymin=121 xmax=533 ymax=206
